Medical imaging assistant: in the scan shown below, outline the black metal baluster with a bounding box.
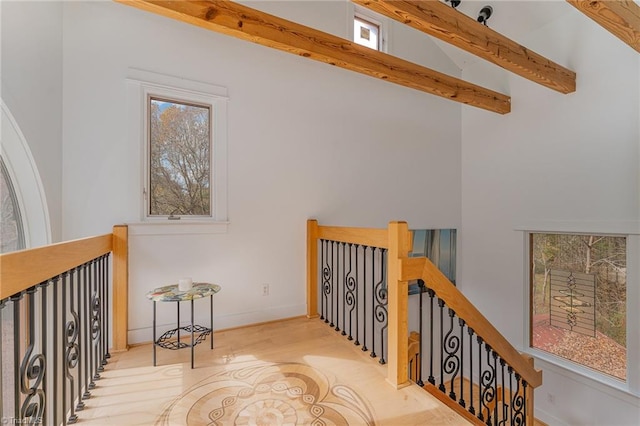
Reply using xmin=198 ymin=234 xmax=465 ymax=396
xmin=468 ymin=327 xmax=475 ymax=416
xmin=65 ymin=270 xmax=79 ymax=424
xmin=444 ymin=308 xmax=460 ymax=401
xmin=459 ymin=318 xmax=466 ymax=409
xmin=481 ymin=344 xmax=496 ymax=425
xmin=492 ymin=350 xmax=498 ymax=426
xmin=20 ymin=287 xmax=46 ymax=425
xmin=522 ymin=381 xmax=528 ymax=426
xmin=335 ymin=242 xmax=341 ymax=333
xmin=416 ymin=280 xmax=425 ymax=387
xmin=62 ymin=272 xmax=70 ymax=426
xmin=499 ymin=359 xmax=506 ymax=425
xmin=53 ymin=275 xmax=60 ymax=425
xmin=0 ymin=298 xmax=5 ymax=422
xmin=512 ymin=373 xmax=524 ymax=426
xmin=353 ymin=244 xmax=360 ymax=346
xmin=91 ymin=259 xmax=101 ymax=384
xmin=12 ymin=292 xmax=23 ymax=421
xmin=98 ymin=256 xmax=106 ymax=372
xmin=330 ymin=241 xmax=335 ymax=328
xmin=322 ymin=240 xmax=331 ymax=324
xmin=370 ymin=247 xmax=377 ymax=359
xmin=341 ymin=242 xmax=347 ymax=335
xmin=427 ymin=288 xmax=436 ymax=386
xmin=373 ymin=249 xmax=388 ymax=364
xmin=438 ymin=298 xmax=445 ymax=393
xmin=76 ymin=265 xmax=85 ymax=411
xmin=87 ymin=259 xmax=97 ymax=390
xmin=82 ymin=262 xmax=95 ymax=399
xmin=105 ymin=255 xmax=111 ymax=362
xmin=361 ymin=246 xmax=368 ymax=353
xmin=320 ymin=240 xmax=325 ymax=321
xmin=379 ymin=249 xmax=389 ymax=364
xmin=477 ymin=336 xmax=484 ymax=422
xmin=508 ymin=367 xmax=514 ymax=425
xmin=346 ymin=244 xmax=357 ymax=341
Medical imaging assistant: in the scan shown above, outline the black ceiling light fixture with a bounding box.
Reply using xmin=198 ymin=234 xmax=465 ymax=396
xmin=445 ymin=0 xmax=461 ymax=9
xmin=477 ymin=5 xmax=493 ymax=26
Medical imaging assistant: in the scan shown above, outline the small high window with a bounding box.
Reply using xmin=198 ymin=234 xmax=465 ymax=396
xmin=530 ymin=233 xmax=627 ymax=381
xmin=354 ymin=15 xmax=381 ymax=50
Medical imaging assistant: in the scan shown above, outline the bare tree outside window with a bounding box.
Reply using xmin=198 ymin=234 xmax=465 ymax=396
xmin=531 ymin=233 xmax=626 ymax=380
xmin=149 ymin=98 xmax=211 ymax=217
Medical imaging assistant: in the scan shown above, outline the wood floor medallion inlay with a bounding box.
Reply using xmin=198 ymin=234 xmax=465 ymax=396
xmin=156 ymin=361 xmax=376 ymax=425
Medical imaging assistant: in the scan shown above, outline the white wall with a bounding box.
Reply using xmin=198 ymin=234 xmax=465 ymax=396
xmin=460 ymin=6 xmax=640 ymax=426
xmin=61 ymin=1 xmax=462 ymax=343
xmin=1 ymin=0 xmax=62 ymax=243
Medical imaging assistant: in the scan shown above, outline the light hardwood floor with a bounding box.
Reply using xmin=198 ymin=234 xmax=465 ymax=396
xmin=79 ymin=317 xmax=471 ymax=425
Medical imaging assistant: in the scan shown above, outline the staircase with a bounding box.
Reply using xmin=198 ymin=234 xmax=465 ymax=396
xmin=307 ymin=219 xmax=542 ymax=425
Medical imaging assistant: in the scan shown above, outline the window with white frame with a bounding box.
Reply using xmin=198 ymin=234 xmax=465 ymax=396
xmin=354 ymin=15 xmax=380 ymax=50
xmin=127 ymin=69 xmax=228 ymax=224
xmin=529 ymin=232 xmax=627 ymax=381
xmin=148 ymin=97 xmax=211 ymax=217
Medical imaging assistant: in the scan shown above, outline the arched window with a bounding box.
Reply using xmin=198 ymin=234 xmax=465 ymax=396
xmin=0 ymin=157 xmax=25 ymax=252
xmin=1 ymin=101 xmax=51 ymax=249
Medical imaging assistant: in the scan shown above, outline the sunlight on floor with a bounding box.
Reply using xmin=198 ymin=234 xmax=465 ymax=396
xmin=77 ymin=318 xmax=469 ymax=425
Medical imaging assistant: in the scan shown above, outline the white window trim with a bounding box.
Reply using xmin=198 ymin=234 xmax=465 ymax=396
xmin=349 ymin=4 xmax=388 ymax=53
xmin=520 ymin=227 xmax=640 ymax=398
xmin=1 ymin=101 xmax=51 ymax=248
xmin=126 ymin=68 xmax=229 ymax=234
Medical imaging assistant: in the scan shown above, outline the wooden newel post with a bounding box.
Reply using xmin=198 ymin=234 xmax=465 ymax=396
xmin=387 ymin=221 xmax=411 ymax=388
xmin=112 ymin=225 xmax=129 ymax=352
xmin=524 ymin=354 xmax=536 ymax=426
xmin=307 ymin=219 xmax=319 ymax=318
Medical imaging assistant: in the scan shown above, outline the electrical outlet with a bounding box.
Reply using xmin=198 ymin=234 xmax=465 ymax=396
xmin=262 ymin=284 xmax=269 ymax=296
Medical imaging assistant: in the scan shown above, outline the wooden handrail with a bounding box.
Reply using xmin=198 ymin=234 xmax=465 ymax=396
xmin=0 ymin=234 xmax=112 ymax=300
xmin=400 ymin=256 xmax=542 ymax=388
xmin=0 ymin=225 xmax=130 ymax=352
xmin=317 ymin=224 xmax=389 ymax=248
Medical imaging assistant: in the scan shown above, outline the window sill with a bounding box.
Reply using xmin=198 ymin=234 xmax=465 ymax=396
xmin=128 ymin=221 xmax=229 ymax=236
xmin=526 ymin=348 xmax=639 ymax=402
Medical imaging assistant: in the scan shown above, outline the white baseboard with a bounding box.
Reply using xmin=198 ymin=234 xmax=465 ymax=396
xmin=534 ymin=408 xmax=570 ymax=426
xmin=127 ymin=303 xmax=306 ymax=344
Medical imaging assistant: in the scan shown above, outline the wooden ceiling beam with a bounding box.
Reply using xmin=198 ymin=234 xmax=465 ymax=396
xmin=353 ymin=0 xmax=576 ymax=94
xmin=115 ymin=0 xmax=510 ymax=114
xmin=567 ymin=0 xmax=640 ymax=53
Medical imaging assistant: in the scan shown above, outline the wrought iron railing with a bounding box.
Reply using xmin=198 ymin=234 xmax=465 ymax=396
xmin=308 ymin=219 xmax=541 ymax=425
xmin=403 ymin=257 xmax=542 ymax=426
xmin=0 ymin=226 xmax=128 ymax=425
xmin=318 ymin=240 xmax=388 ymax=363
xmin=307 ymin=219 xmax=411 ymax=388
xmin=410 ymin=280 xmax=532 ymax=425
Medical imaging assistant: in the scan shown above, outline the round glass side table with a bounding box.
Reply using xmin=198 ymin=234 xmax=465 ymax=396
xmin=146 ymin=283 xmax=221 ymax=369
